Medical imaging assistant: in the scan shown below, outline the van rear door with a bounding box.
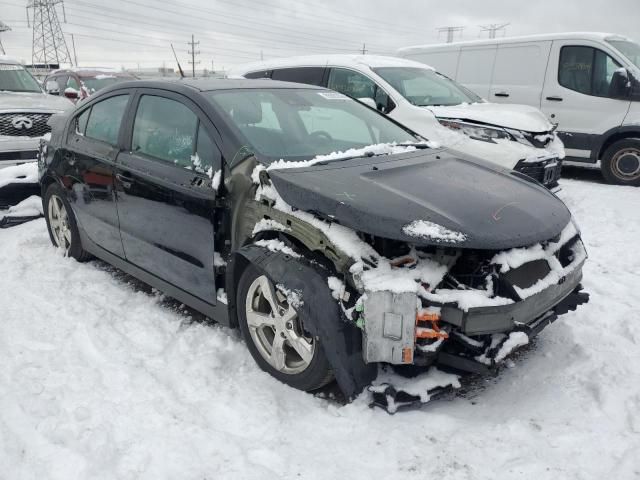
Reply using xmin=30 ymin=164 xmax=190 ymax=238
xmin=490 ymin=41 xmax=552 ymax=106
xmin=541 ymin=40 xmax=630 ymax=162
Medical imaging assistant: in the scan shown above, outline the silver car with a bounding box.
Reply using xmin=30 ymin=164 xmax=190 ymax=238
xmin=0 ymin=57 xmax=71 ymax=170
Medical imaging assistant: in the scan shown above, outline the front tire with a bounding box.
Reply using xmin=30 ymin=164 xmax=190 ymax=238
xmin=602 ymin=138 xmax=640 ymax=186
xmin=237 ymin=263 xmax=333 ymax=391
xmin=44 ymin=183 xmax=91 ymax=261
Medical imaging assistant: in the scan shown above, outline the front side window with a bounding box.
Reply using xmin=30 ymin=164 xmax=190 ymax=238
xmin=327 ymin=68 xmax=394 ymax=113
xmin=559 ymin=46 xmax=622 ymax=97
xmin=373 ymin=67 xmax=481 ymax=106
xmin=132 ymin=95 xmax=198 ymax=167
xmin=85 ymin=94 xmax=129 ymax=146
xmin=0 ymin=64 xmax=42 ymax=93
xmin=207 ymin=88 xmax=418 ymax=163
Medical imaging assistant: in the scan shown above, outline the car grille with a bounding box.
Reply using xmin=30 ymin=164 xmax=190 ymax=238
xmin=0 ymin=113 xmax=52 ymax=138
xmin=515 ymin=159 xmax=562 ymax=187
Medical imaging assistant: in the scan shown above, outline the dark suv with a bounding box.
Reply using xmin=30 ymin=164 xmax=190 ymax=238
xmin=39 ymin=79 xmax=588 ymax=408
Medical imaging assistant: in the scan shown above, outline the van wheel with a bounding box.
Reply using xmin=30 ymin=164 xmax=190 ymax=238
xmin=602 ymin=139 xmax=640 ymax=186
xmin=44 ymin=183 xmax=92 ymax=261
xmin=237 ymin=263 xmax=333 ymax=391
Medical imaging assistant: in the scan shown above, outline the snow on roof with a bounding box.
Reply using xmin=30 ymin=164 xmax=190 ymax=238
xmin=232 ymin=54 xmax=434 ymax=75
xmin=398 ymin=32 xmax=633 ymax=54
xmin=0 ymin=55 xmax=22 ymax=65
xmin=51 ymin=66 xmax=120 ymax=74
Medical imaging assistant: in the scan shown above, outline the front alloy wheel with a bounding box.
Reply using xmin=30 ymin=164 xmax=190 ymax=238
xmin=237 ymin=264 xmax=333 ymax=391
xmin=245 ymin=275 xmax=315 ymax=374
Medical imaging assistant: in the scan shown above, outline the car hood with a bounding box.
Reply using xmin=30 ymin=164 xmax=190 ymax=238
xmin=0 ymin=91 xmax=72 ymax=112
xmin=427 ymin=103 xmax=553 ymax=134
xmin=268 ymin=150 xmax=571 ymax=250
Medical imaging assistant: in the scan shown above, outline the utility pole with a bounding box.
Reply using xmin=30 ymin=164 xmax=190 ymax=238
xmin=70 ymin=32 xmax=78 ymax=65
xmin=26 ymin=0 xmax=72 ymax=67
xmin=0 ymin=20 xmax=10 ymax=55
xmin=479 ymin=23 xmax=510 ymax=39
xmin=187 ymin=34 xmax=200 ymax=78
xmin=437 ymin=26 xmax=464 ymax=43
xmin=360 ymin=43 xmax=367 ymax=55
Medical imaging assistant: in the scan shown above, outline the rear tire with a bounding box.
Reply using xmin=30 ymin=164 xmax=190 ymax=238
xmin=237 ymin=263 xmax=333 ymax=392
xmin=602 ymin=138 xmax=640 ymax=186
xmin=44 ymin=182 xmax=92 ymax=262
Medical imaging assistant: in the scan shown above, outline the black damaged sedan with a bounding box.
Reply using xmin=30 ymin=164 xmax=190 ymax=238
xmin=39 ymin=79 xmax=588 ymax=408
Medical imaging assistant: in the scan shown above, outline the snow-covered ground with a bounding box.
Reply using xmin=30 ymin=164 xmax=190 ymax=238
xmin=1 ymin=177 xmax=639 ymax=479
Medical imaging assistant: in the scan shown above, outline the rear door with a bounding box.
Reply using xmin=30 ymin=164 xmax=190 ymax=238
xmin=541 ymin=41 xmax=631 ymax=160
xmin=490 ymin=41 xmax=552 ymax=106
xmin=62 ymin=92 xmax=131 ymax=257
xmin=115 ymin=89 xmax=221 ymax=304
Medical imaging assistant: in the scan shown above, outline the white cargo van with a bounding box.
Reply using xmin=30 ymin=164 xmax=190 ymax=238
xmin=398 ymin=32 xmax=640 ymax=185
xmin=231 ymin=55 xmax=565 ymax=189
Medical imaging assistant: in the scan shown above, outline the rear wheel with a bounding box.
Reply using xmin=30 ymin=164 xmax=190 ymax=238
xmin=44 ymin=183 xmax=91 ymax=261
xmin=237 ymin=264 xmax=333 ymax=391
xmin=602 ymin=139 xmax=640 ymax=186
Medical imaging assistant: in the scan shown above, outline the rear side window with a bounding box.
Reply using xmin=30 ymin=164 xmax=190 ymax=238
xmin=559 ymin=46 xmax=622 ymax=97
xmin=271 ymin=67 xmax=325 ymax=86
xmin=85 ymin=94 xmax=129 ymax=146
xmin=245 ymin=70 xmax=271 ymax=79
xmin=132 ymin=95 xmax=198 ymax=167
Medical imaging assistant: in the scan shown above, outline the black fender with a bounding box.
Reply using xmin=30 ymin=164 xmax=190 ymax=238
xmin=226 ymin=244 xmax=377 ymax=399
xmin=593 ymin=125 xmax=640 ymax=161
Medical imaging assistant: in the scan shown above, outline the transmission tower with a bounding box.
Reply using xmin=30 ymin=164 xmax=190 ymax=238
xmin=187 ymin=34 xmax=200 ymax=78
xmin=479 ymin=23 xmax=510 ymax=39
xmin=0 ymin=21 xmax=10 ymax=55
xmin=26 ymin=0 xmax=72 ymax=67
xmin=437 ymin=26 xmax=464 ymax=43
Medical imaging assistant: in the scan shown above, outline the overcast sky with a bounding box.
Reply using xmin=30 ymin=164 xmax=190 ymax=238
xmin=1 ymin=0 xmax=638 ymax=71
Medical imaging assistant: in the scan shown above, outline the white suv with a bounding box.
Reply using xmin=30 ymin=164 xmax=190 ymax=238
xmin=231 ymin=55 xmax=565 ymax=188
xmin=0 ymin=56 xmax=71 ymax=171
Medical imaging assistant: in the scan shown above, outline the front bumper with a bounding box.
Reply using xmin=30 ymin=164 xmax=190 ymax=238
xmin=515 ymin=157 xmax=562 ymax=188
xmin=0 ymin=137 xmax=40 ymax=169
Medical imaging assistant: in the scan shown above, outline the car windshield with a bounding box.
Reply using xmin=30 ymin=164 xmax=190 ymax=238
xmin=373 ymin=67 xmax=481 ymax=106
xmin=81 ymin=75 xmax=130 ymax=93
xmin=607 ymin=39 xmax=640 ymax=70
xmin=206 ymin=88 xmax=420 ymax=162
xmin=0 ymin=64 xmax=43 ymax=93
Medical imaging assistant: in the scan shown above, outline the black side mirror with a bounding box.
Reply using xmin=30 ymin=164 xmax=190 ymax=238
xmin=610 ymin=69 xmax=631 ymax=99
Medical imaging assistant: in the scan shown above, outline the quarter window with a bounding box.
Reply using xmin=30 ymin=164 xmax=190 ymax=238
xmin=76 ymin=109 xmax=90 ymax=135
xmin=132 ymin=95 xmax=198 ymax=167
xmin=85 ymin=94 xmax=129 ymax=146
xmin=559 ymin=46 xmax=622 ymax=97
xmin=327 ymin=68 xmax=394 ymax=113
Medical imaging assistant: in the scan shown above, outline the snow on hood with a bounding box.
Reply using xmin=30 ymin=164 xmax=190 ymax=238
xmin=428 ymin=103 xmax=554 ymax=133
xmin=0 ymin=91 xmax=73 ymax=112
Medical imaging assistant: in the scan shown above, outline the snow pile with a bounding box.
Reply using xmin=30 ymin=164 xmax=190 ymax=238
xmin=252 ymin=218 xmax=290 ymax=236
xmin=402 ymin=219 xmax=466 ymax=243
xmin=0 ymin=195 xmax=43 ymax=220
xmin=0 ymin=163 xmax=38 ymax=189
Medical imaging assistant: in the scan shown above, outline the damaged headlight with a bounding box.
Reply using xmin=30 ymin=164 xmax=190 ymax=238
xmin=438 ymin=119 xmax=513 ymax=143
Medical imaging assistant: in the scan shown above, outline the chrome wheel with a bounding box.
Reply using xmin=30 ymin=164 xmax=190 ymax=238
xmin=47 ymin=194 xmax=72 ymax=253
xmin=245 ymin=275 xmax=315 ymax=375
xmin=611 ymin=147 xmax=640 ymax=181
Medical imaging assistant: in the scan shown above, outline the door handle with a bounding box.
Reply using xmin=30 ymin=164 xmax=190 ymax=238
xmin=546 ymin=96 xmax=563 ymax=102
xmin=116 ymin=172 xmax=133 ymax=189
xmin=494 ymin=92 xmax=510 ymax=98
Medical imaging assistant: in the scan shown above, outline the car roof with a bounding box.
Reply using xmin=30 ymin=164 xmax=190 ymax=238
xmin=102 ymin=78 xmax=327 ymax=93
xmin=0 ymin=55 xmax=22 ymax=65
xmin=232 ymin=54 xmax=435 ymax=75
xmin=398 ymin=32 xmax=633 ymax=53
